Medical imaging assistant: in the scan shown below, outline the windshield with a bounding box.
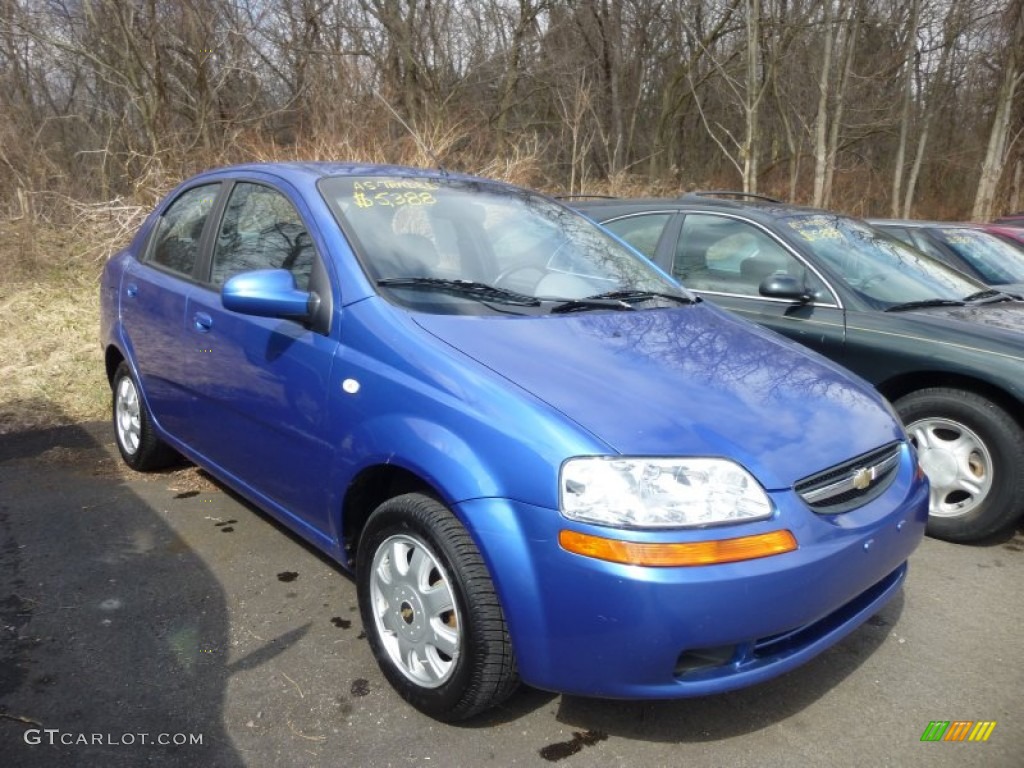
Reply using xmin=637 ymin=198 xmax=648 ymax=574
xmin=319 ymin=175 xmax=685 ymax=314
xmin=932 ymin=228 xmax=1024 ymax=285
xmin=783 ymin=214 xmax=982 ymax=308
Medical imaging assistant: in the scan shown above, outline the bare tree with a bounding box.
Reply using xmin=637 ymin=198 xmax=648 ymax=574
xmin=890 ymin=0 xmax=921 ymax=216
xmin=973 ymin=0 xmax=1024 ymax=220
xmin=901 ymin=0 xmax=963 ymax=217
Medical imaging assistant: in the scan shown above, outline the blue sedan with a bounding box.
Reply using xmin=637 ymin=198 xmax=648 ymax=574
xmin=99 ymin=163 xmax=928 ymax=720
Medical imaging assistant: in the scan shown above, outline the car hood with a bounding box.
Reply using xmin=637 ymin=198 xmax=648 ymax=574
xmin=902 ymin=302 xmax=1024 ymax=346
xmin=991 ymin=283 xmax=1024 ymax=299
xmin=413 ymin=304 xmax=903 ymax=490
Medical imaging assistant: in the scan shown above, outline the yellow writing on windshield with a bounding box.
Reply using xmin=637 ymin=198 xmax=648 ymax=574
xmin=353 ymin=190 xmax=437 ymax=209
xmin=789 ymin=217 xmax=841 ymax=242
xmin=353 ymin=180 xmax=439 ymax=192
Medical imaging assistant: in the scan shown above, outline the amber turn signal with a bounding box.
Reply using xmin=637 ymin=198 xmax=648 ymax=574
xmin=558 ymin=529 xmax=798 ymax=567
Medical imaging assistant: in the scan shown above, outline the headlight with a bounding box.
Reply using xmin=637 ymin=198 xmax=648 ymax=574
xmin=560 ymin=457 xmax=773 ymax=529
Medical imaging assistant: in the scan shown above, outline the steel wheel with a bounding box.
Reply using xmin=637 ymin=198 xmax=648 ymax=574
xmin=905 ymin=416 xmax=993 ymax=518
xmin=115 ymin=374 xmax=142 ymax=456
xmin=369 ymin=534 xmax=460 ymax=688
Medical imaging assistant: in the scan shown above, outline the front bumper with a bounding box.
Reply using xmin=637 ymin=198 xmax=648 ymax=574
xmin=456 ymin=444 xmax=928 ymax=698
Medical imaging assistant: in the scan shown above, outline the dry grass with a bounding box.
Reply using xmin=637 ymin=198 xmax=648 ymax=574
xmin=0 ymin=270 xmax=107 ymax=434
xmin=0 ymin=203 xmax=145 ymax=434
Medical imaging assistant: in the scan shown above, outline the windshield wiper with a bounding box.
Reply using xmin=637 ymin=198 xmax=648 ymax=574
xmin=963 ymin=289 xmax=1018 ymax=304
xmin=584 ymin=289 xmax=698 ymax=305
xmin=549 ymin=289 xmax=696 ymax=314
xmin=377 ymin=277 xmax=541 ymax=306
xmin=883 ymin=298 xmax=966 ymax=313
xmin=549 ymin=297 xmax=637 ymax=314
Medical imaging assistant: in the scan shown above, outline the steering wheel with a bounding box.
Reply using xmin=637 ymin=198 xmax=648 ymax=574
xmin=493 ymin=264 xmax=546 ymax=290
xmin=856 ymin=272 xmax=887 ymax=291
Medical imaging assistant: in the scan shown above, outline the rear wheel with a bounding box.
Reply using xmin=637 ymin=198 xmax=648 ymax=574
xmin=112 ymin=361 xmax=177 ymax=471
xmin=356 ymin=493 xmax=518 ymax=721
xmin=896 ymin=388 xmax=1024 ymax=541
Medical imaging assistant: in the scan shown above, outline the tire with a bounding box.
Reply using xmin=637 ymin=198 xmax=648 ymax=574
xmin=112 ymin=361 xmax=178 ymax=471
xmin=356 ymin=493 xmax=519 ymax=721
xmin=895 ymin=388 xmax=1024 ymax=542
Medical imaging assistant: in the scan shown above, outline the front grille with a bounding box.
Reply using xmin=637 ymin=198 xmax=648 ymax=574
xmin=794 ymin=442 xmax=902 ymax=514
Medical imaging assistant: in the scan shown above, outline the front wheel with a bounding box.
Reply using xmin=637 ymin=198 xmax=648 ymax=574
xmin=356 ymin=494 xmax=518 ymax=721
xmin=896 ymin=388 xmax=1024 ymax=541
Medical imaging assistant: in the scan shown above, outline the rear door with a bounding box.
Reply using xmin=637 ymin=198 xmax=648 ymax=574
xmin=121 ymin=183 xmax=222 ymax=442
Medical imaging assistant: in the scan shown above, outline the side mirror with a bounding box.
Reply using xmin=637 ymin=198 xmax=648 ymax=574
xmin=759 ymin=274 xmax=813 ymax=303
xmin=222 ymin=269 xmax=318 ymax=320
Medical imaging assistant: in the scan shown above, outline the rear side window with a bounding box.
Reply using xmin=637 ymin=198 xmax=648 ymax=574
xmin=148 ymin=184 xmax=219 ymax=276
xmin=211 ymin=183 xmax=316 ymax=290
xmin=604 ymin=213 xmax=672 ymax=258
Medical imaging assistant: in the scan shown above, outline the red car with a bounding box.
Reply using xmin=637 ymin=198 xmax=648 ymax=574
xmin=984 ymin=223 xmax=1024 ymax=249
xmin=992 ymin=212 xmax=1024 ymax=225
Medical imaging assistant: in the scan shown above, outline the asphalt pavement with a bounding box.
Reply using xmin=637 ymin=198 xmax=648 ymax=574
xmin=1 ymin=421 xmax=1021 ymax=767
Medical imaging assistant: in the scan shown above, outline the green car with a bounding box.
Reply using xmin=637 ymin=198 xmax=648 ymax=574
xmin=573 ymin=193 xmax=1024 ymax=543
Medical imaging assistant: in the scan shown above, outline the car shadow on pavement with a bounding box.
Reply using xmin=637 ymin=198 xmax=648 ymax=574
xmin=0 ymin=415 xmax=253 ymax=767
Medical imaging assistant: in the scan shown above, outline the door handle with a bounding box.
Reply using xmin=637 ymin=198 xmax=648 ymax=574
xmin=125 ymin=283 xmax=138 ymax=298
xmin=193 ymin=312 xmax=213 ymax=332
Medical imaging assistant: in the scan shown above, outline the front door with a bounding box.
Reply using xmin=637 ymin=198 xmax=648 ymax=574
xmin=670 ymin=213 xmax=848 ymax=362
xmin=185 ymin=179 xmax=338 ymax=539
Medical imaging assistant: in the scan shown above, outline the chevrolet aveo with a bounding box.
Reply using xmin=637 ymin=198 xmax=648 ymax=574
xmin=99 ymin=163 xmax=928 ymax=720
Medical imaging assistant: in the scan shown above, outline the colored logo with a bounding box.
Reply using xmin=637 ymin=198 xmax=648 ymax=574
xmin=920 ymin=721 xmax=996 ymax=742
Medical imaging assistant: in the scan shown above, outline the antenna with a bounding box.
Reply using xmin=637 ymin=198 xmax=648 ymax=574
xmin=372 ymin=89 xmax=449 ymax=179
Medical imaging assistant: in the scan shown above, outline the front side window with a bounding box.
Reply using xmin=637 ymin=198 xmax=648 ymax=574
xmin=211 ymin=183 xmax=316 ymax=290
xmin=675 ymin=214 xmax=832 ymax=302
xmin=148 ymin=184 xmax=219 ymax=276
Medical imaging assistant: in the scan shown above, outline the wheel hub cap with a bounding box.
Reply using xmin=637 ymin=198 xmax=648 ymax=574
xmin=392 ymin=587 xmax=427 ymax=641
xmin=369 ymin=534 xmax=460 ymax=688
xmin=917 ymin=447 xmax=958 ymax=487
xmin=906 ymin=416 xmax=993 ymax=519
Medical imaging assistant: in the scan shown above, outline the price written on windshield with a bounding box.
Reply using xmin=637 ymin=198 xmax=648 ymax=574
xmin=352 ymin=179 xmax=439 ymax=210
xmin=353 ymin=190 xmax=437 ymax=209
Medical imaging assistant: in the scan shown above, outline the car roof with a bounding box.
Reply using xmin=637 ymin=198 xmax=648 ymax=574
xmin=869 ymin=218 xmax=976 ymax=229
xmin=567 ymin=192 xmax=833 ymax=221
xmin=193 ymin=161 xmax=492 ymax=187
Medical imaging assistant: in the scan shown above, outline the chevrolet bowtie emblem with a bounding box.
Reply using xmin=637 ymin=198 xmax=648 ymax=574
xmin=851 ymin=467 xmax=875 ymax=490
